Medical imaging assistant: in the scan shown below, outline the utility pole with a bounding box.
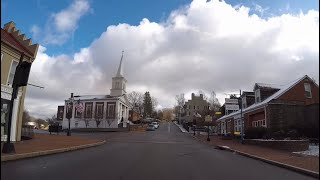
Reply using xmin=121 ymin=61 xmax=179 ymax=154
xmin=240 ymin=90 xmax=244 ymax=144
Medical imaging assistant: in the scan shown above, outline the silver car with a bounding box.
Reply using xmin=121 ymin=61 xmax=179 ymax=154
xmin=146 ymin=124 xmax=155 ymax=131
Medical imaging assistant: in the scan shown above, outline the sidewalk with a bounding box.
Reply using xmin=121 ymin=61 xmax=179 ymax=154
xmin=173 ymin=121 xmax=190 ymax=133
xmin=193 ymin=134 xmax=319 ymax=177
xmin=1 ymin=133 xmax=105 ymax=162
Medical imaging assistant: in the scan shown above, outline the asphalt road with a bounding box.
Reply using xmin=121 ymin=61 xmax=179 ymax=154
xmin=1 ymin=122 xmax=317 ymax=180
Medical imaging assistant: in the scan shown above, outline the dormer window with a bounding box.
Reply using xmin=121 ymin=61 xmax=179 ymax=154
xmin=304 ymin=83 xmax=312 ymax=98
xmin=255 ymin=89 xmax=261 ymax=103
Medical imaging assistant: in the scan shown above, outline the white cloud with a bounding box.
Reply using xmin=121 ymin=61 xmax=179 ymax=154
xmin=25 ymin=0 xmax=319 ymax=119
xmin=30 ymin=0 xmax=91 ymax=45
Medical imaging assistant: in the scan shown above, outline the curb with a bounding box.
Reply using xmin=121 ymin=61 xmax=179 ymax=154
xmin=215 ymin=145 xmax=319 ymax=178
xmin=173 ymin=122 xmax=188 ymax=133
xmin=1 ymin=140 xmax=106 ymax=162
xmin=191 ymin=135 xmax=319 ymax=178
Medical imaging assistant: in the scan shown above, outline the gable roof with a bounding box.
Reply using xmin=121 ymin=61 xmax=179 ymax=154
xmin=1 ymin=28 xmax=34 ymax=57
xmin=217 ymin=75 xmax=316 ymax=122
xmin=254 ymin=83 xmax=282 ymax=90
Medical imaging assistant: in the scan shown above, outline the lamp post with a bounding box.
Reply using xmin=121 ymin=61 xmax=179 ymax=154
xmin=207 ymin=125 xmax=210 ymax=141
xmin=66 ymin=93 xmax=74 ymax=136
xmin=239 ymin=90 xmax=244 ymax=144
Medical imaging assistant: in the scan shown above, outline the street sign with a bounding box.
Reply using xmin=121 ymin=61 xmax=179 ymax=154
xmin=234 ymin=131 xmax=240 ymax=135
xmin=215 ymin=112 xmax=221 ymax=115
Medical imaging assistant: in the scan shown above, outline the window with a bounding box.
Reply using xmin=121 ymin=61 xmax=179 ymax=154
xmin=304 ymin=83 xmax=312 ymax=98
xmin=7 ymin=60 xmax=19 ymax=85
xmin=1 ymin=53 xmax=3 ymax=61
xmin=74 ymin=107 xmax=82 ymax=118
xmin=197 ymin=106 xmax=199 ymax=110
xmin=115 ymin=82 xmax=120 ymax=88
xmin=95 ymin=103 xmax=104 ymax=118
xmin=84 ymin=103 xmax=93 ymax=118
xmin=107 ymin=103 xmax=115 ymax=118
xmin=255 ymin=89 xmax=260 ymax=103
xmin=194 ymin=106 xmax=195 ymax=109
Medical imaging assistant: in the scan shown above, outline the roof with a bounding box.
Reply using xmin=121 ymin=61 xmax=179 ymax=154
xmin=1 ymin=28 xmax=33 ymax=57
xmin=217 ymin=75 xmax=314 ymax=122
xmin=254 ymin=83 xmax=282 ymax=90
xmin=65 ymin=95 xmax=116 ymax=101
xmin=116 ymin=51 xmax=124 ymax=77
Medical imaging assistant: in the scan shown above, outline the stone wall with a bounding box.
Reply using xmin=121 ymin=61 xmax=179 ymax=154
xmin=243 ymin=139 xmax=309 ymax=151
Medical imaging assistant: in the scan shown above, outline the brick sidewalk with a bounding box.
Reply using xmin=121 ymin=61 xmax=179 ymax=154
xmin=1 ymin=134 xmax=102 ymax=156
xmin=195 ymin=135 xmax=319 ymax=173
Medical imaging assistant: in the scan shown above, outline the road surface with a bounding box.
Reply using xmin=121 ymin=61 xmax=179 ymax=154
xmin=1 ymin=122 xmax=316 ymax=180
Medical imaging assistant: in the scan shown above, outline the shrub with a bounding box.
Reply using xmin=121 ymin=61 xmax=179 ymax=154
xmin=286 ymin=129 xmax=300 ymax=139
xmin=245 ymin=127 xmax=268 ymax=139
xmin=272 ymin=130 xmax=286 ymax=140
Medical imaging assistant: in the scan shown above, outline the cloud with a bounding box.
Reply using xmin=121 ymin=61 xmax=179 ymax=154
xmin=25 ymin=0 xmax=319 ymax=119
xmin=30 ymin=0 xmax=91 ymax=45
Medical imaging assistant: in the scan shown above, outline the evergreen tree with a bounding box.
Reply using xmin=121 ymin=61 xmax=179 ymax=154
xmin=143 ymin=91 xmax=153 ymax=118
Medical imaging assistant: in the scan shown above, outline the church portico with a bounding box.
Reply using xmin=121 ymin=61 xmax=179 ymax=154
xmin=62 ymin=51 xmax=132 ymax=130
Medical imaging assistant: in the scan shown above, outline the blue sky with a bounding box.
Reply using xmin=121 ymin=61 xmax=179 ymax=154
xmin=1 ymin=0 xmax=318 ymax=56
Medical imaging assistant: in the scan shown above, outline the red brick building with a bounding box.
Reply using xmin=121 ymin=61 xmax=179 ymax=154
xmin=217 ymin=75 xmax=319 ymax=138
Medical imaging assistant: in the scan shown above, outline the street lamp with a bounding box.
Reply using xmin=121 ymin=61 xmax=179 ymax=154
xmin=66 ymin=93 xmax=74 ymax=136
xmin=239 ymin=90 xmax=244 ymax=144
xmin=207 ymin=125 xmax=210 ymax=141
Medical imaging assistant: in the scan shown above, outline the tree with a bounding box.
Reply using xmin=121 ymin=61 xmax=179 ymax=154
xmin=143 ymin=91 xmax=153 ymax=118
xmin=151 ymin=96 xmax=158 ymax=113
xmin=230 ymin=94 xmax=238 ymax=99
xmin=22 ymin=110 xmax=31 ymax=125
xmin=162 ymin=108 xmax=174 ymax=121
xmin=128 ymin=91 xmax=143 ymax=108
xmin=158 ymin=110 xmax=163 ymax=120
xmin=208 ymin=91 xmax=221 ymax=112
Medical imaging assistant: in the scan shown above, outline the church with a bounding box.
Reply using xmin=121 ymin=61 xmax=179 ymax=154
xmin=61 ymin=52 xmax=132 ymax=129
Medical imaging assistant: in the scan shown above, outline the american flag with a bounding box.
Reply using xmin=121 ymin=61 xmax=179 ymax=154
xmin=76 ymin=100 xmax=84 ymax=113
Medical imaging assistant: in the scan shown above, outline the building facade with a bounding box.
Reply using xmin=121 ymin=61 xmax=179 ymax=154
xmin=217 ymin=75 xmax=319 ymax=137
xmin=1 ymin=22 xmax=39 ymax=141
xmin=184 ymin=93 xmax=210 ymax=123
xmin=61 ymin=52 xmax=131 ymax=129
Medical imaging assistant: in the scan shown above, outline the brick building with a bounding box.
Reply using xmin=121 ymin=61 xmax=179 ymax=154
xmin=217 ymin=75 xmax=319 ymax=138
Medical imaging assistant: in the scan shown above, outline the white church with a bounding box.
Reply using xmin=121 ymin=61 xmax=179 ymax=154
xmin=62 ymin=52 xmax=132 ymax=129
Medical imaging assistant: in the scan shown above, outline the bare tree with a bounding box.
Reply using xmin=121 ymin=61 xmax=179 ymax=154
xmin=128 ymin=91 xmax=144 ymax=107
xmin=162 ymin=108 xmax=174 ymax=121
xmin=208 ymin=91 xmax=221 ymax=112
xmin=151 ymin=96 xmax=158 ymax=112
xmin=128 ymin=91 xmax=144 ymax=116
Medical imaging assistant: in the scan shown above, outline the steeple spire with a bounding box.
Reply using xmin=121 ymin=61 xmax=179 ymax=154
xmin=116 ymin=50 xmax=124 ymax=77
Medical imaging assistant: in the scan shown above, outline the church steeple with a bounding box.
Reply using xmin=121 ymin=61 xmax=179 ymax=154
xmin=116 ymin=50 xmax=124 ymax=77
xmin=110 ymin=51 xmax=127 ymax=97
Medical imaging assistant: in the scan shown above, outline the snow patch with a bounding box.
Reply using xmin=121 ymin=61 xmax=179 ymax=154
xmin=293 ymin=145 xmax=319 ymax=157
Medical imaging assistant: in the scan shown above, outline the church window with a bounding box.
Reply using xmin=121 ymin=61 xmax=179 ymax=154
xmin=84 ymin=102 xmax=93 ymax=118
xmin=95 ymin=103 xmax=104 ymax=118
xmin=107 ymin=102 xmax=116 ymax=118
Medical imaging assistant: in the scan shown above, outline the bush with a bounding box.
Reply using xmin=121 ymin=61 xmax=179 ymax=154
xmin=245 ymin=127 xmax=267 ymax=139
xmin=286 ymin=129 xmax=300 ymax=139
xmin=272 ymin=130 xmax=286 ymax=140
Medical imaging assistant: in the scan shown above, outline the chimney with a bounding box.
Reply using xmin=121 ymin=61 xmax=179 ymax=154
xmin=3 ymin=21 xmax=16 ymax=33
xmin=191 ymin=93 xmax=195 ymax=99
xmin=200 ymin=94 xmax=203 ymax=99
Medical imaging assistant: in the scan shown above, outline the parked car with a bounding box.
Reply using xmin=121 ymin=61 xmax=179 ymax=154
xmin=151 ymin=122 xmax=159 ymax=129
xmin=147 ymin=124 xmax=156 ymax=131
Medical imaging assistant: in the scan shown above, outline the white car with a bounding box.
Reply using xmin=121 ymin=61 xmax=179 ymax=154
xmin=151 ymin=122 xmax=159 ymax=129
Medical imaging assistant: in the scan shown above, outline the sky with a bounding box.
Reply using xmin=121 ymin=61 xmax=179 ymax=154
xmin=1 ymin=0 xmax=319 ymax=119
